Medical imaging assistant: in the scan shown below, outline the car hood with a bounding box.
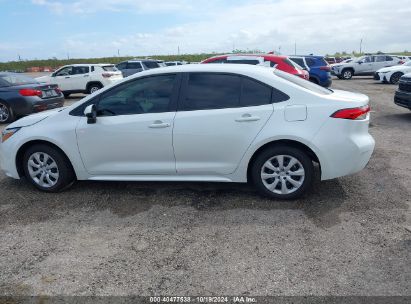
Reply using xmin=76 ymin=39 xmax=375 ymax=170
xmin=377 ymin=65 xmax=408 ymax=73
xmin=5 ymin=108 xmax=65 ymax=129
xmin=35 ymin=75 xmax=52 ymax=82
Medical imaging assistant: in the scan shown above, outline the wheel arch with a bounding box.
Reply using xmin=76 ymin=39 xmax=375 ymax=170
xmin=246 ymin=139 xmax=320 ymax=182
xmin=86 ymin=81 xmax=103 ymax=93
xmin=15 ymin=139 xmax=77 ymax=179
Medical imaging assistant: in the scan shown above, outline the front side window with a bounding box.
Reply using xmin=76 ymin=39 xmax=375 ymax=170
xmin=55 ymin=67 xmax=73 ymax=76
xmin=182 ymin=73 xmax=241 ymax=111
xmin=226 ymin=59 xmax=261 ymax=65
xmin=97 ymin=74 xmax=177 ymax=116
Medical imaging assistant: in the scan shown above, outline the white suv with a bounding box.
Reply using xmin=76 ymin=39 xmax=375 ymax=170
xmin=36 ymin=64 xmax=123 ymax=98
xmin=331 ymin=55 xmax=401 ymax=79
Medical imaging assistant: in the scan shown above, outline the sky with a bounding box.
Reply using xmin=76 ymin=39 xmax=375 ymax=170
xmin=0 ymin=0 xmax=410 ymax=62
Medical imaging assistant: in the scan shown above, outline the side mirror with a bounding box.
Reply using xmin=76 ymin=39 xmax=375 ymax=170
xmin=84 ymin=104 xmax=97 ymax=124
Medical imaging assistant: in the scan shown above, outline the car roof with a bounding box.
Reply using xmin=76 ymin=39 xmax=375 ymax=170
xmin=206 ymin=54 xmax=288 ymax=60
xmin=128 ymin=63 xmax=278 ymax=77
xmin=62 ymin=63 xmax=113 ymax=67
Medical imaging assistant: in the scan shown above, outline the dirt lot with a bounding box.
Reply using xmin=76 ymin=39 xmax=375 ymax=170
xmin=0 ymin=78 xmax=410 ymax=296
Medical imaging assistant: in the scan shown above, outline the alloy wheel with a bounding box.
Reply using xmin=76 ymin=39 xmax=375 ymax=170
xmin=260 ymin=155 xmax=305 ymax=195
xmin=0 ymin=104 xmax=10 ymax=123
xmin=27 ymin=152 xmax=59 ymax=188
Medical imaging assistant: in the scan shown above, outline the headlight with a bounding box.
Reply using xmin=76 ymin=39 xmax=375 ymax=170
xmin=1 ymin=127 xmax=21 ymax=143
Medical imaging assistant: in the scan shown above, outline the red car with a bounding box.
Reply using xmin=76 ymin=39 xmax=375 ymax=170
xmin=202 ymin=54 xmax=309 ymax=80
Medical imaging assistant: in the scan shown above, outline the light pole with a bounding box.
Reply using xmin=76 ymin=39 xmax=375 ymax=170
xmin=360 ymin=38 xmax=363 ymax=54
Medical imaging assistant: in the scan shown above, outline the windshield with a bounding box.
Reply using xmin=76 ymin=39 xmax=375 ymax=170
xmin=0 ymin=74 xmax=38 ymax=86
xmin=274 ymin=69 xmax=332 ymax=95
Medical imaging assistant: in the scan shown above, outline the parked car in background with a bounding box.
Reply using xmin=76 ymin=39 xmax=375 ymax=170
xmin=331 ymin=55 xmax=401 ymax=79
xmin=397 ymin=56 xmax=411 ymax=64
xmin=165 ymin=61 xmax=185 ymax=66
xmin=0 ymin=64 xmax=374 ymax=200
xmin=116 ymin=59 xmax=162 ymax=77
xmin=325 ymin=57 xmax=349 ymax=64
xmin=289 ymin=55 xmax=332 ymax=87
xmin=374 ymin=61 xmax=411 ymax=84
xmin=394 ymin=73 xmax=411 ymax=110
xmin=0 ymin=72 xmax=63 ymax=123
xmin=36 ymin=64 xmax=122 ymax=98
xmin=202 ymin=54 xmax=309 ymax=80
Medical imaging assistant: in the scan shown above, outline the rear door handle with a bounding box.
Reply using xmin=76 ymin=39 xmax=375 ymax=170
xmin=149 ymin=120 xmax=171 ymax=128
xmin=235 ymin=114 xmax=260 ymax=122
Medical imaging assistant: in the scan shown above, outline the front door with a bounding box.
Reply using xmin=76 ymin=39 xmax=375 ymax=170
xmin=53 ymin=66 xmax=74 ymax=91
xmin=76 ymin=74 xmax=180 ymax=175
xmin=173 ymin=73 xmax=274 ymax=175
xmin=70 ymin=66 xmax=90 ymax=91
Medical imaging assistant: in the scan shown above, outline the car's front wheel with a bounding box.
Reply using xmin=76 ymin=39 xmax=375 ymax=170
xmin=23 ymin=144 xmax=75 ymax=192
xmin=341 ymin=69 xmax=353 ymax=80
xmin=251 ymin=146 xmax=314 ymax=200
xmin=390 ymin=72 xmax=403 ymax=85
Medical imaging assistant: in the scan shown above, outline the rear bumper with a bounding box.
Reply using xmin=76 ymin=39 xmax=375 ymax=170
xmin=394 ymin=90 xmax=411 ymax=109
xmin=312 ymin=117 xmax=375 ymax=180
xmin=14 ymin=95 xmax=64 ymax=116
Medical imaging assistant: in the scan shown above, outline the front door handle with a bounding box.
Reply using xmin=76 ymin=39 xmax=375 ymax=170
xmin=65 ymin=76 xmax=70 ymax=79
xmin=235 ymin=114 xmax=260 ymax=122
xmin=149 ymin=120 xmax=171 ymax=128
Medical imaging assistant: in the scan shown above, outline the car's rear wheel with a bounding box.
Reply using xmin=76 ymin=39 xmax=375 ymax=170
xmin=251 ymin=146 xmax=314 ymax=200
xmin=0 ymin=102 xmax=15 ymax=123
xmin=390 ymin=72 xmax=403 ymax=85
xmin=341 ymin=69 xmax=353 ymax=80
xmin=88 ymin=83 xmax=102 ymax=94
xmin=23 ymin=144 xmax=75 ymax=192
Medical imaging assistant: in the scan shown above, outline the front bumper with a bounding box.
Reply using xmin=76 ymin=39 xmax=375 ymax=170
xmin=394 ymin=90 xmax=411 ymax=110
xmin=0 ymin=135 xmax=20 ymax=179
xmin=374 ymin=72 xmax=388 ymax=83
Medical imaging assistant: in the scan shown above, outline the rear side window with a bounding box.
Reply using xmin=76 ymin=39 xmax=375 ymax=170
xmin=143 ymin=61 xmax=160 ymax=69
xmin=127 ymin=62 xmax=142 ymax=69
xmin=283 ymin=58 xmax=298 ymax=69
xmin=241 ymin=78 xmax=272 ymax=106
xmin=182 ymin=73 xmax=240 ymax=110
xmin=290 ymin=58 xmax=305 ymax=68
xmin=207 ymin=58 xmax=227 ymax=64
xmin=226 ymin=59 xmax=260 ymax=65
xmin=116 ymin=62 xmax=127 ymax=69
xmin=386 ymin=56 xmax=393 ymax=61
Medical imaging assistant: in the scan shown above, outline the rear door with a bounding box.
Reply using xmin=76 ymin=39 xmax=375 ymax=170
xmin=173 ymin=73 xmax=274 ymax=175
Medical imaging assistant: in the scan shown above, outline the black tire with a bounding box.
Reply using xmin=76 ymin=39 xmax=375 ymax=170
xmin=63 ymin=93 xmax=71 ymax=98
xmin=337 ymin=75 xmax=343 ymax=80
xmin=341 ymin=69 xmax=353 ymax=80
xmin=0 ymin=101 xmax=15 ymax=123
xmin=87 ymin=83 xmax=102 ymax=94
xmin=390 ymin=72 xmax=403 ymax=85
xmin=309 ymin=77 xmax=319 ymax=85
xmin=251 ymin=146 xmax=314 ymax=200
xmin=22 ymin=144 xmax=75 ymax=192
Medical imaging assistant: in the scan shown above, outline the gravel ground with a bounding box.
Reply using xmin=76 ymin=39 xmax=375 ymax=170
xmin=0 ymin=78 xmax=410 ymax=296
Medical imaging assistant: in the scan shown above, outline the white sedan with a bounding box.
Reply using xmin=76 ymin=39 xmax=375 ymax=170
xmin=0 ymin=64 xmax=375 ymax=199
xmin=374 ymin=61 xmax=411 ymax=84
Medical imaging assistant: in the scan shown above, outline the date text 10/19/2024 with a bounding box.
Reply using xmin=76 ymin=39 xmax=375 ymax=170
xmin=150 ymin=296 xmax=257 ymax=303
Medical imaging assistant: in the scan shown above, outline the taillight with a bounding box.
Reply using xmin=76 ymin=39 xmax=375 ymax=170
xmin=102 ymin=73 xmax=112 ymax=78
xmin=320 ymin=66 xmax=331 ymax=71
xmin=331 ymin=104 xmax=371 ymax=120
xmin=55 ymin=87 xmax=61 ymax=94
xmin=19 ymin=89 xmax=42 ymax=97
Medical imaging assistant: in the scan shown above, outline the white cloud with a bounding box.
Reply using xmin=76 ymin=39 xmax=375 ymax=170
xmin=19 ymin=0 xmax=411 ymax=59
